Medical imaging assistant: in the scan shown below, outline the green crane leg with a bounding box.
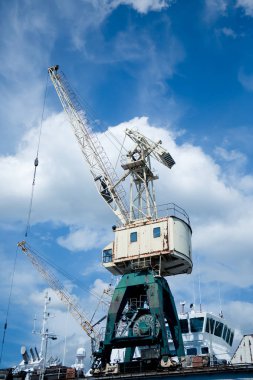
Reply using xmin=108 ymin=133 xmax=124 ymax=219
xmin=147 ymin=276 xmax=185 ymax=358
xmin=96 ymin=270 xmax=184 ymax=368
xmin=124 ymin=346 xmax=135 ymax=362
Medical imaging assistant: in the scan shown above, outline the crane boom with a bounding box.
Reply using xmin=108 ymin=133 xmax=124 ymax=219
xmin=48 ymin=65 xmax=129 ymax=225
xmin=17 ymin=241 xmax=99 ymax=347
xmin=125 ymin=129 xmax=175 ymax=169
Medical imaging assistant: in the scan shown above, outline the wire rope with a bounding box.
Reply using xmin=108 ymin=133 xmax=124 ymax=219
xmin=65 ymin=74 xmax=128 ymax=155
xmin=24 ymin=243 xmax=110 ymax=306
xmin=0 ymin=246 xmax=19 ymax=365
xmin=105 ymin=129 xmax=128 ymax=154
xmin=114 ymin=133 xmax=126 ymax=171
xmin=25 ymin=73 xmax=49 ymax=237
xmin=0 ymin=74 xmax=49 ymax=365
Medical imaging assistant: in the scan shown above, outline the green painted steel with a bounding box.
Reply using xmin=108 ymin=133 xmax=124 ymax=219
xmin=93 ymin=270 xmax=184 ymax=369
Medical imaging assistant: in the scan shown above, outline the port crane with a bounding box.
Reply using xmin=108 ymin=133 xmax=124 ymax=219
xmin=40 ymin=65 xmax=193 ymax=373
xmin=17 ymin=240 xmax=103 ymax=352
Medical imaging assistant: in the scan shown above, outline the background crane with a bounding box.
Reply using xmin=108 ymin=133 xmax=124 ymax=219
xmin=17 ymin=240 xmax=105 ymax=352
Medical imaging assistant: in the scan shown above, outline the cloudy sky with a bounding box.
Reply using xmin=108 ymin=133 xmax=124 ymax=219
xmin=1 ymin=0 xmax=253 ymax=368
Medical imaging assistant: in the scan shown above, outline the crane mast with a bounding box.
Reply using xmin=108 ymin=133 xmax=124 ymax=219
xmin=48 ymin=65 xmax=129 ymax=225
xmin=122 ymin=128 xmax=175 ymax=221
xmin=17 ymin=241 xmax=100 ymax=350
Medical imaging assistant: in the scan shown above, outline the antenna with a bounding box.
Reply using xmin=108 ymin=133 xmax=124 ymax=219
xmin=192 ymin=277 xmax=196 ymax=312
xmin=180 ymin=301 xmax=186 ymax=314
xmin=196 ymin=255 xmax=202 ymax=312
xmin=33 ymin=314 xmax=37 ymax=335
xmin=218 ymin=281 xmax=223 ymax=318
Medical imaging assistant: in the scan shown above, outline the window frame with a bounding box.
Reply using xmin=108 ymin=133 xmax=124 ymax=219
xmin=214 ymin=321 xmax=224 ymax=338
xmin=153 ymin=226 xmax=161 ymax=238
xmin=102 ymin=248 xmax=113 ymax=263
xmin=180 ymin=319 xmax=189 ymax=334
xmin=201 ymin=347 xmax=209 ymax=354
xmin=186 ymin=347 xmax=197 ymax=356
xmin=130 ymin=231 xmax=137 ymax=243
xmin=190 ymin=317 xmax=204 ymax=333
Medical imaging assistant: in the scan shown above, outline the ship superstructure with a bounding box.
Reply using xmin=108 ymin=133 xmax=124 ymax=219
xmin=12 ymin=293 xmax=60 ymax=375
xmin=170 ymin=308 xmax=234 ymax=363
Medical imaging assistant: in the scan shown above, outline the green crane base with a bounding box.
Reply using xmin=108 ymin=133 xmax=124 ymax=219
xmin=93 ymin=270 xmax=184 ymax=369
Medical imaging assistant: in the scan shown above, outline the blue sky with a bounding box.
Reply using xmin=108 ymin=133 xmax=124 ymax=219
xmin=1 ymin=0 xmax=253 ymax=368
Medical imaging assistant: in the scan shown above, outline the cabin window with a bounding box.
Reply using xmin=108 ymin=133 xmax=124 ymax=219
xmin=222 ymin=325 xmax=228 ymax=340
xmin=206 ymin=318 xmax=215 ymax=334
xmin=229 ymin=331 xmax=234 ymax=346
xmin=102 ymin=249 xmax=112 ymax=263
xmin=130 ymin=231 xmax=137 ymax=243
xmin=190 ymin=317 xmax=204 ymax=332
xmin=180 ymin=319 xmax=189 ymax=333
xmin=153 ymin=227 xmax=161 ymax=238
xmin=226 ymin=328 xmax=231 ymax=344
xmin=214 ymin=321 xmax=224 ymax=338
xmin=201 ymin=347 xmax=209 ymax=354
xmin=187 ymin=348 xmax=197 ymax=356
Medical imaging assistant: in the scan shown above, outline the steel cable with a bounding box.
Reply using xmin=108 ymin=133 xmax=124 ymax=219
xmin=25 ymin=73 xmax=49 ymax=237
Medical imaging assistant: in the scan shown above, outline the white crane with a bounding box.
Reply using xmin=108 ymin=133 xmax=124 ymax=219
xmin=48 ymin=65 xmax=176 ymax=224
xmin=48 ymin=65 xmax=129 ymax=226
xmin=122 ymin=128 xmax=175 ymax=221
xmin=48 ymin=65 xmax=192 ymax=278
xmin=17 ymin=240 xmax=103 ymax=352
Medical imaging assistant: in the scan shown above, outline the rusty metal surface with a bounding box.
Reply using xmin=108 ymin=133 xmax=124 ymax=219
xmin=89 ymin=363 xmax=253 ymax=379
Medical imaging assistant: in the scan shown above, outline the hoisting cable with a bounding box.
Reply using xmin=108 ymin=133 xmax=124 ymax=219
xmin=104 ymin=128 xmax=128 ymax=154
xmin=62 ymin=71 xmax=128 ymax=160
xmin=1 ymin=74 xmax=50 ymax=365
xmin=20 ymin=242 xmax=110 ymax=307
xmin=0 ymin=246 xmax=18 ymax=365
xmin=25 ymin=73 xmax=49 ymax=237
xmin=114 ymin=133 xmax=126 ymax=171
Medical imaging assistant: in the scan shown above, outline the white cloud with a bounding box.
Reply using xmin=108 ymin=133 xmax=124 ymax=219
xmin=0 ymin=1 xmax=56 ymax=153
xmin=204 ymin=0 xmax=228 ymax=21
xmin=214 ymin=147 xmax=247 ymax=182
xmin=55 ymin=0 xmax=173 ymax=53
xmin=225 ymin=301 xmax=253 ymax=333
xmin=215 ymin=147 xmax=246 ymax=162
xmin=237 ymin=174 xmax=253 ymax=193
xmin=236 ymin=0 xmax=253 ymax=16
xmin=216 ymin=27 xmax=237 ymax=38
xmin=57 ymin=226 xmax=112 ymax=252
xmin=238 ymin=68 xmax=253 ymax=91
xmin=111 ymin=0 xmax=172 ymax=13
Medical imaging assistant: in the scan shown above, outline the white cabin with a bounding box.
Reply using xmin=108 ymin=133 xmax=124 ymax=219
xmin=102 ymin=215 xmax=192 ymax=276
